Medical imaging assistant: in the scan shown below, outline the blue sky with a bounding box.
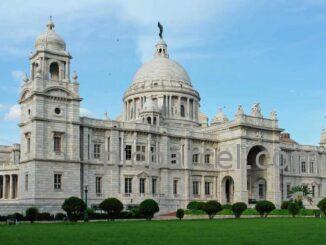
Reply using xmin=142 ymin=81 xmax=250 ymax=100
xmin=0 ymin=0 xmax=325 ymax=145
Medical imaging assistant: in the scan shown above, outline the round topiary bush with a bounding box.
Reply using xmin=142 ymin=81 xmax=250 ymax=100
xmin=281 ymin=201 xmax=290 ymax=210
xmin=255 ymin=201 xmax=276 ymax=218
xmin=62 ymin=196 xmax=86 ymax=222
xmin=55 ymin=213 xmax=66 ymax=221
xmin=202 ymin=201 xmax=222 ymax=219
xmin=12 ymin=213 xmax=24 ymax=221
xmin=231 ymin=202 xmax=247 ymax=218
xmin=222 ymin=204 xmax=232 ymax=210
xmin=187 ymin=201 xmax=205 ymax=210
xmin=25 ymin=207 xmax=39 ymax=223
xmin=38 ymin=212 xmax=53 ymax=221
xmin=176 ymin=209 xmax=185 ymax=220
xmin=99 ymin=198 xmax=124 ymax=221
xmin=288 ymin=202 xmax=300 ymax=217
xmin=139 ymin=199 xmax=159 ymax=220
xmin=317 ymin=198 xmax=326 ymax=217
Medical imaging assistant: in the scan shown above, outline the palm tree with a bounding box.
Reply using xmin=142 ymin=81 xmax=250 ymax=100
xmin=289 ymin=185 xmax=313 ymax=206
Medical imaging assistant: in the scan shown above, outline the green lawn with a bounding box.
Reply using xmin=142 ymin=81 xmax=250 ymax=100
xmin=0 ymin=218 xmax=325 ymax=245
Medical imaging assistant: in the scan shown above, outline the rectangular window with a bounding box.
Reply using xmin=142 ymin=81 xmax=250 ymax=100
xmin=193 ymin=154 xmax=199 ymax=164
xmin=125 ymin=145 xmax=132 ymax=160
xmin=53 ymin=133 xmax=62 ymax=154
xmin=204 ymin=154 xmax=210 ymax=164
xmin=301 ymin=161 xmax=306 ymax=173
xmin=54 ymin=174 xmax=62 ymax=190
xmin=259 ymin=184 xmax=264 ymax=198
xmin=125 ymin=178 xmax=132 ymax=194
xmin=312 ymin=185 xmax=315 ymax=197
xmin=96 ymin=177 xmax=102 ymax=195
xmin=119 ymin=137 xmax=122 ymax=160
xmin=136 ymin=145 xmax=146 ymax=161
xmin=171 ymin=153 xmax=177 ymax=164
xmin=309 ymin=162 xmax=314 ymax=174
xmin=107 ymin=137 xmax=110 ymax=160
xmin=173 ymin=179 xmax=178 ymax=195
xmin=150 ymin=146 xmax=156 ymax=163
xmin=139 ymin=178 xmax=145 ymax=194
xmin=205 ymin=182 xmax=211 ymax=195
xmin=94 ymin=144 xmax=101 ymax=159
xmin=25 ymin=174 xmax=28 ymax=192
xmin=25 ymin=133 xmax=31 ymax=153
xmin=287 ymin=184 xmax=291 ymax=198
xmin=193 ymin=181 xmax=199 ymax=195
xmin=152 ymin=178 xmax=157 ymax=194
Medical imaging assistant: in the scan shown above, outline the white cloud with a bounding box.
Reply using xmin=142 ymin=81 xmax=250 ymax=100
xmin=0 ymin=104 xmax=4 ymax=111
xmin=4 ymin=104 xmax=21 ymax=121
xmin=80 ymin=107 xmax=92 ymax=117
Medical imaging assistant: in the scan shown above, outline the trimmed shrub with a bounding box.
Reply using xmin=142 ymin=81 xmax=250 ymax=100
xmin=119 ymin=211 xmax=133 ymax=219
xmin=317 ymin=198 xmax=326 ymax=217
xmin=187 ymin=201 xmax=205 ymax=210
xmin=255 ymin=201 xmax=276 ymax=218
xmin=26 ymin=207 xmax=39 ymax=223
xmin=288 ymin=202 xmax=300 ymax=217
xmin=176 ymin=209 xmax=185 ymax=220
xmin=202 ymin=201 xmax=222 ymax=219
xmin=231 ymin=202 xmax=247 ymax=218
xmin=139 ymin=199 xmax=159 ymax=220
xmin=12 ymin=213 xmax=25 ymax=221
xmin=38 ymin=212 xmax=53 ymax=221
xmin=281 ymin=201 xmax=290 ymax=210
xmin=99 ymin=198 xmax=124 ymax=221
xmin=62 ymin=196 xmax=86 ymax=222
xmin=222 ymin=204 xmax=232 ymax=210
xmin=55 ymin=213 xmax=66 ymax=221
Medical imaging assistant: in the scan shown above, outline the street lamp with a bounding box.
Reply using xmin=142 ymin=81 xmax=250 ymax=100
xmin=83 ymin=184 xmax=88 ymax=222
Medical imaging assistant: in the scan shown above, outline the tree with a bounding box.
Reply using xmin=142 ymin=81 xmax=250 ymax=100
xmin=62 ymin=196 xmax=86 ymax=222
xmin=99 ymin=198 xmax=124 ymax=221
xmin=317 ymin=198 xmax=326 ymax=217
xmin=187 ymin=201 xmax=205 ymax=210
xmin=176 ymin=209 xmax=185 ymax=220
xmin=289 ymin=185 xmax=313 ymax=206
xmin=25 ymin=207 xmax=39 ymax=223
xmin=288 ymin=202 xmax=300 ymax=217
xmin=202 ymin=201 xmax=222 ymax=219
xmin=255 ymin=201 xmax=275 ymax=218
xmin=139 ymin=199 xmax=159 ymax=220
xmin=281 ymin=201 xmax=290 ymax=210
xmin=231 ymin=202 xmax=247 ymax=218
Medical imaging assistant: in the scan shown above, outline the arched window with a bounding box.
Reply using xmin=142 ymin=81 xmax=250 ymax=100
xmin=153 ymin=117 xmax=157 ymax=125
xmin=147 ymin=117 xmax=152 ymax=124
xmin=49 ymin=62 xmax=59 ymax=81
xmin=180 ymin=105 xmax=185 ymax=117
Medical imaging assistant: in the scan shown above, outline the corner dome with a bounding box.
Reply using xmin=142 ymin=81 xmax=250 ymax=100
xmin=35 ymin=18 xmax=66 ymax=51
xmin=133 ymin=56 xmax=191 ymax=86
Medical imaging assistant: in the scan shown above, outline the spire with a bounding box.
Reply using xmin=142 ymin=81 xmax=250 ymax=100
xmin=46 ymin=16 xmax=55 ymax=31
xmin=154 ymin=22 xmax=169 ymax=58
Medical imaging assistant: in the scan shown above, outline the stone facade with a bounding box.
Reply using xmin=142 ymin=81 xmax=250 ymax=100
xmin=0 ymin=20 xmax=325 ymax=214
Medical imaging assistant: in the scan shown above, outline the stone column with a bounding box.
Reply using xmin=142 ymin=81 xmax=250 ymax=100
xmin=9 ymin=175 xmax=12 ymax=199
xmin=178 ymin=96 xmax=181 ymax=117
xmin=0 ymin=176 xmax=3 ymax=199
xmin=120 ymin=132 xmax=125 ymax=165
xmin=187 ymin=98 xmax=190 ymax=119
xmin=201 ymin=175 xmax=205 ymax=198
xmin=147 ymin=134 xmax=151 ymax=165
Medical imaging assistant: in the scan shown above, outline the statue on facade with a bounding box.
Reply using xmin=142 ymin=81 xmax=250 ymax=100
xmin=251 ymin=103 xmax=262 ymax=118
xmin=270 ymin=110 xmax=277 ymax=120
xmin=158 ymin=22 xmax=163 ymax=39
xmin=235 ymin=105 xmax=244 ymax=117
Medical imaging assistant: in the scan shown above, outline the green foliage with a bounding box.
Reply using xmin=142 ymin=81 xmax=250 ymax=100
xmin=222 ymin=204 xmax=232 ymax=210
xmin=11 ymin=213 xmax=25 ymax=221
xmin=99 ymin=198 xmax=123 ymax=221
xmin=176 ymin=209 xmax=185 ymax=220
xmin=25 ymin=207 xmax=39 ymax=223
xmin=184 ymin=209 xmax=206 ymax=215
xmin=62 ymin=196 xmax=86 ymax=222
xmin=288 ymin=202 xmax=300 ymax=217
xmin=217 ymin=209 xmax=233 ymax=215
xmin=139 ymin=199 xmax=159 ymax=220
xmin=55 ymin=213 xmax=66 ymax=221
xmin=242 ymin=209 xmax=259 ymax=215
xmin=317 ymin=198 xmax=326 ymax=216
xmin=281 ymin=201 xmax=290 ymax=210
xmin=255 ymin=201 xmax=276 ymax=218
xmin=231 ymin=202 xmax=247 ymax=218
xmin=38 ymin=212 xmax=53 ymax=221
xmin=187 ymin=201 xmax=205 ymax=210
xmin=202 ymin=201 xmax=222 ymax=219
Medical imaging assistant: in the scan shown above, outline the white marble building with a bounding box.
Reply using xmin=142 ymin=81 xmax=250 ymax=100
xmin=0 ymin=20 xmax=325 ymax=214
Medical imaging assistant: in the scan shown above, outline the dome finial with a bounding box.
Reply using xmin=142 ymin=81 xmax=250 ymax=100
xmin=158 ymin=22 xmax=163 ymax=39
xmin=46 ymin=16 xmax=55 ymax=30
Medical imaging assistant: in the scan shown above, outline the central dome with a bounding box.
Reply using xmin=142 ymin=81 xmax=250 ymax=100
xmin=133 ymin=56 xmax=191 ymax=86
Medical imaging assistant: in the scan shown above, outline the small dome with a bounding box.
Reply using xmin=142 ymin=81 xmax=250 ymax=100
xmin=35 ymin=18 xmax=66 ymax=51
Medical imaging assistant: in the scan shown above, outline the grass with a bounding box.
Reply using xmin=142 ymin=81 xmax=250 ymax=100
xmin=0 ymin=218 xmax=326 ymax=245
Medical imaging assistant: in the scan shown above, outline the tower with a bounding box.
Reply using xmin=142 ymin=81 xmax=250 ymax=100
xmin=18 ymin=18 xmax=82 ymax=207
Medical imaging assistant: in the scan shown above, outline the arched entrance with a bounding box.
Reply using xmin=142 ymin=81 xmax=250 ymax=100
xmin=247 ymin=145 xmax=269 ymax=202
xmin=222 ymin=176 xmax=234 ymax=204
